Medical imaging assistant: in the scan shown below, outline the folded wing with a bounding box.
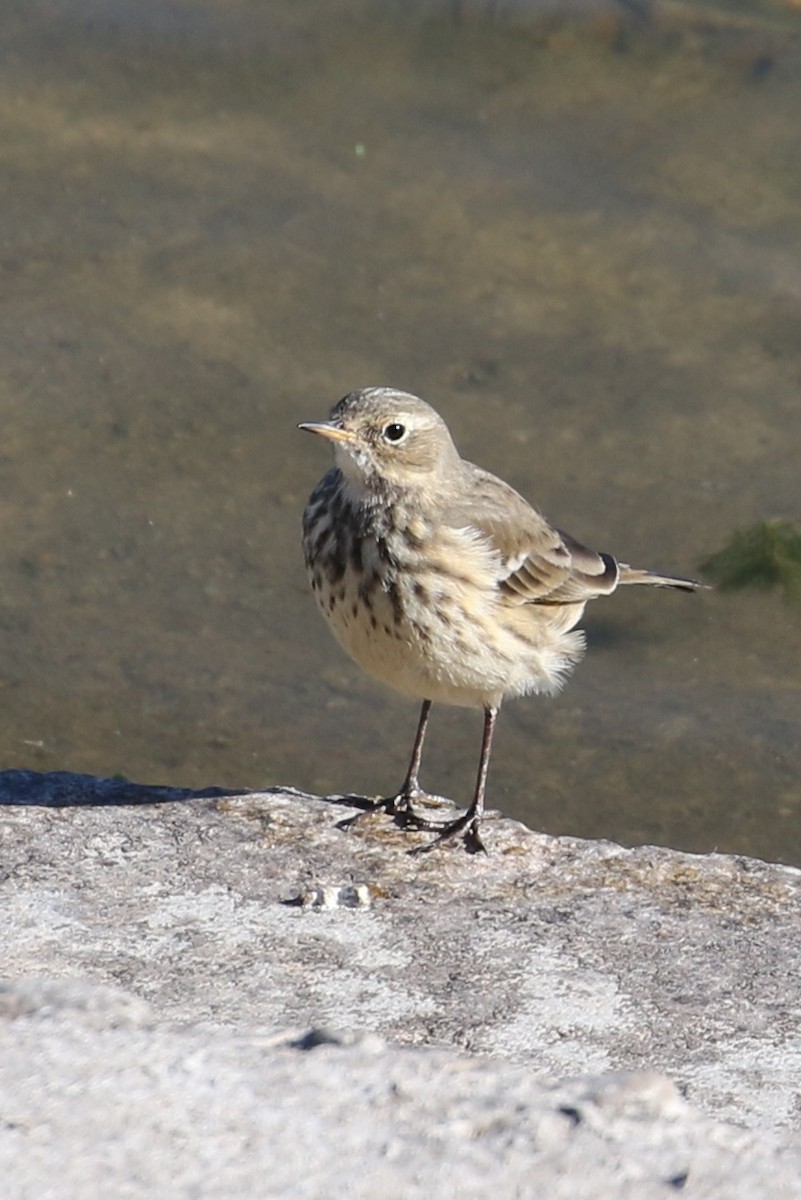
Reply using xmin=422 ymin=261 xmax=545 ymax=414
xmin=442 ymin=463 xmax=703 ymax=606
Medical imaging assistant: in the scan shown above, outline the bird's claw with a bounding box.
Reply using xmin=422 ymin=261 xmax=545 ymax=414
xmin=408 ymin=815 xmax=487 ymax=856
xmin=337 ymin=790 xmax=487 ymax=854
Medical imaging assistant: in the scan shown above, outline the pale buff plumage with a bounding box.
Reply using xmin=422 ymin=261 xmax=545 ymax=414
xmin=300 ymin=387 xmax=704 ymax=853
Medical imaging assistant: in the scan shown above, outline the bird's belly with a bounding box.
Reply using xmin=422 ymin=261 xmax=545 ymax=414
xmin=313 ymin=564 xmax=585 ymax=708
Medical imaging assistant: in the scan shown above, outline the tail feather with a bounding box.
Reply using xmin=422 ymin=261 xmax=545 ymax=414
xmin=618 ymin=563 xmax=708 ymax=592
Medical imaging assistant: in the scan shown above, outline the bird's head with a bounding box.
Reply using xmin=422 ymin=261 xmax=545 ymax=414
xmin=299 ymin=387 xmax=459 ymax=492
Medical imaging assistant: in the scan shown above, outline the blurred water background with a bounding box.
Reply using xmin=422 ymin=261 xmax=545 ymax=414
xmin=2 ymin=0 xmax=801 ymax=862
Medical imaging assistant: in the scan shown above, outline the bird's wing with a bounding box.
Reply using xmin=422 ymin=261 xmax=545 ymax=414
xmin=441 ymin=465 xmax=619 ymax=606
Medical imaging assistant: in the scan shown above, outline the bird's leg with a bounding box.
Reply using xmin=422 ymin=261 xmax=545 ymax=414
xmin=339 ymin=700 xmax=445 ymax=829
xmin=410 ymin=705 xmax=498 ymax=855
xmin=376 ymin=698 xmax=441 ymax=823
xmin=389 ymin=698 xmax=436 ymax=820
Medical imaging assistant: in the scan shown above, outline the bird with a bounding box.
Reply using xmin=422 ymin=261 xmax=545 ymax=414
xmin=299 ymin=386 xmax=704 ymax=853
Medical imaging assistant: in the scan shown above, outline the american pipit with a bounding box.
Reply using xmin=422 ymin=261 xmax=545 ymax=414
xmin=300 ymin=387 xmax=704 ymax=854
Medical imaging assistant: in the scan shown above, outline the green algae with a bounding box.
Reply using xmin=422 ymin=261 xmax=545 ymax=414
xmin=702 ymin=521 xmax=801 ymax=602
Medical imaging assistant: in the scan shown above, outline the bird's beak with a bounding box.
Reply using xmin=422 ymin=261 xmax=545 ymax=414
xmin=298 ymin=421 xmax=356 ymax=443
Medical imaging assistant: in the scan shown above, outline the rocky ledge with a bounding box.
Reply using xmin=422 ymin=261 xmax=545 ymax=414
xmin=1 ymin=771 xmax=800 ymax=1197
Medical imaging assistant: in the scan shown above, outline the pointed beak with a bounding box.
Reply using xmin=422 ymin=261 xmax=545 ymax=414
xmin=298 ymin=421 xmax=356 ymax=444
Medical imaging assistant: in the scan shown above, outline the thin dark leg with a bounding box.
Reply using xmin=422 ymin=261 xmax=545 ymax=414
xmin=398 ymin=698 xmax=432 ymax=800
xmin=410 ymin=705 xmax=498 ymax=855
xmin=338 ymin=700 xmax=443 ymax=830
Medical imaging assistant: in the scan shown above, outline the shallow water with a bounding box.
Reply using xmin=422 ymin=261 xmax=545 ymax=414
xmin=1 ymin=0 xmax=801 ymax=863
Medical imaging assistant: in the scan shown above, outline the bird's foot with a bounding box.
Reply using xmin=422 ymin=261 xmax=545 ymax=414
xmin=337 ymin=788 xmax=453 ymax=833
xmin=408 ymin=811 xmax=487 ymax=856
xmin=337 ymin=789 xmax=487 ymax=854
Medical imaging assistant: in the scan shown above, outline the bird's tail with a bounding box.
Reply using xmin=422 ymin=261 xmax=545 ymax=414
xmin=618 ymin=564 xmax=708 ymax=592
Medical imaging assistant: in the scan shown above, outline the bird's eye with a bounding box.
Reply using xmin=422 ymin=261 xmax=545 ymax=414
xmin=382 ymin=422 xmax=407 ymax=443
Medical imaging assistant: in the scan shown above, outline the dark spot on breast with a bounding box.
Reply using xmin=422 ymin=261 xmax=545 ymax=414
xmin=385 ymin=579 xmax=404 ymax=626
xmin=328 ymin=488 xmax=344 ymax=525
xmin=324 ymin=545 xmax=346 ymax=585
xmin=376 ymin=537 xmax=394 ymax=566
xmin=434 ymin=604 xmax=454 ymax=629
xmin=358 ymin=572 xmax=379 ymax=610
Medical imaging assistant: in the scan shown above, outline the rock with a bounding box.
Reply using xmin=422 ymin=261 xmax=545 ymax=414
xmin=0 ymin=977 xmax=154 ymax=1029
xmin=1 ymin=771 xmax=801 ymax=1197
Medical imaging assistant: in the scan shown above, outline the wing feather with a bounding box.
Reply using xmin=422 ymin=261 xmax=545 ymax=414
xmin=441 ymin=463 xmax=620 ymax=606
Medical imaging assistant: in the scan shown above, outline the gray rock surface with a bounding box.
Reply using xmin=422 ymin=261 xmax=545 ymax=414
xmin=2 ymin=771 xmax=801 ymax=1197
